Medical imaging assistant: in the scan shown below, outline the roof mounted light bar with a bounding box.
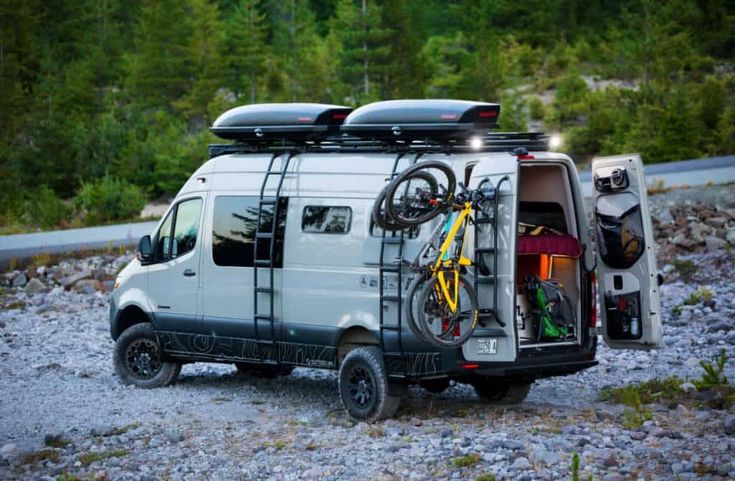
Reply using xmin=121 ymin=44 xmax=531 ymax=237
xmin=210 ymin=103 xmax=353 ymax=141
xmin=341 ymin=99 xmax=500 ymax=140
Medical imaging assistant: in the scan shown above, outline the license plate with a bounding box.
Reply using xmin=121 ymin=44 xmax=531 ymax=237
xmin=476 ymin=338 xmax=498 ymax=355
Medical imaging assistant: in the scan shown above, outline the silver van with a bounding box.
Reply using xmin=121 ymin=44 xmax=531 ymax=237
xmin=109 ymin=100 xmax=662 ymax=421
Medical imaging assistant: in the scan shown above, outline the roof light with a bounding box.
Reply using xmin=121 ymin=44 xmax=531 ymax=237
xmin=469 ymin=136 xmax=483 ymax=150
xmin=549 ymin=133 xmax=563 ymax=150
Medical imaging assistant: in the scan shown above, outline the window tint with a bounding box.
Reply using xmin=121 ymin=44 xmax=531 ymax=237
xmin=154 ymin=198 xmax=202 ymax=262
xmin=212 ymin=196 xmax=287 ymax=267
xmin=302 ymin=206 xmax=352 ymax=234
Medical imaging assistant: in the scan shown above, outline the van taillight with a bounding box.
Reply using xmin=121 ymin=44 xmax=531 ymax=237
xmin=589 ymin=271 xmax=597 ymax=328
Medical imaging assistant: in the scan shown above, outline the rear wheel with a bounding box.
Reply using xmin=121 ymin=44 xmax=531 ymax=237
xmin=338 ymin=346 xmax=401 ymax=421
xmin=417 ymin=274 xmax=478 ymax=348
xmin=385 ymin=161 xmax=456 ymax=226
xmin=114 ymin=323 xmax=181 ymax=388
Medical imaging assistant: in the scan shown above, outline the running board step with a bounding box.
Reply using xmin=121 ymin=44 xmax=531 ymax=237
xmin=476 ymin=277 xmax=495 ymax=284
xmin=382 ymin=295 xmax=403 ymax=302
xmin=476 ymin=247 xmax=495 ymax=254
xmin=471 ymin=328 xmax=507 ymax=337
xmin=381 ymin=237 xmax=403 ymax=244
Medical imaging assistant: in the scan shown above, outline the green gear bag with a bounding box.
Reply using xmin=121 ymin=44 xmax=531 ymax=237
xmin=525 ymin=275 xmax=575 ymax=340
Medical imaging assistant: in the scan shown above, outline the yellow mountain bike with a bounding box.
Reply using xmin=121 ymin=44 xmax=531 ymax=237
xmin=374 ymin=161 xmax=499 ymax=348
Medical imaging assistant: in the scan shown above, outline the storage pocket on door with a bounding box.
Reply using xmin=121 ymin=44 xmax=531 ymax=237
xmin=604 ymin=291 xmax=642 ymax=340
xmin=595 ymin=193 xmax=645 ymax=269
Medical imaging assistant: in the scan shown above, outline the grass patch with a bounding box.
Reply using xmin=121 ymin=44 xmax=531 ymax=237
xmin=22 ymin=448 xmax=61 ymax=465
xmin=44 ymin=436 xmax=71 ymax=449
xmin=684 ymin=287 xmax=713 ymax=305
xmin=475 ymin=474 xmax=495 ymax=481
xmin=599 ymin=377 xmax=683 ymax=405
xmin=110 ymin=422 xmax=141 ymax=436
xmin=671 ymin=259 xmax=697 ymax=281
xmin=78 ymin=449 xmax=129 ymax=467
xmin=364 ymin=425 xmax=385 ymax=438
xmin=452 ymin=453 xmax=481 ymax=468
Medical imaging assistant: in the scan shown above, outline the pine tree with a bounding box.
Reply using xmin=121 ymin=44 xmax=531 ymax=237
xmin=380 ymin=0 xmax=427 ymax=99
xmin=224 ymin=0 xmax=268 ymax=103
xmin=330 ymin=0 xmax=390 ymax=103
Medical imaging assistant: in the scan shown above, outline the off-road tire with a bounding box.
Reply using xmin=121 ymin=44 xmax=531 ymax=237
xmin=235 ymin=362 xmax=294 ymax=378
xmin=472 ymin=381 xmax=533 ymax=404
xmin=114 ymin=323 xmax=181 ymax=388
xmin=338 ymin=346 xmax=401 ymax=421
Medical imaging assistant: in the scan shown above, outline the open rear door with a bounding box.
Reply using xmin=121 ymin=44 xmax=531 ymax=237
xmin=592 ymin=154 xmax=661 ymax=350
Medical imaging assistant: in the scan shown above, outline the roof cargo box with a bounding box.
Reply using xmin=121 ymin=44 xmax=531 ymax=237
xmin=341 ymin=99 xmax=500 ymax=140
xmin=211 ymin=103 xmax=353 ymax=141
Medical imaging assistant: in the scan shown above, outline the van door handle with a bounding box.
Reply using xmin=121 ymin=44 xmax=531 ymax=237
xmin=183 ymin=269 xmax=196 ymax=277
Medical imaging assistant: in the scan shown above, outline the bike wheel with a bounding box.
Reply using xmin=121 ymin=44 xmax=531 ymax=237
xmin=372 ymin=182 xmax=409 ymax=231
xmin=385 ymin=161 xmax=456 ymax=226
xmin=405 ymin=271 xmax=432 ymax=343
xmin=417 ymin=274 xmax=478 ymax=348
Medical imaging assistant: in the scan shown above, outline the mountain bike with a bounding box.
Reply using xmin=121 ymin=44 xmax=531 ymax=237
xmin=373 ymin=161 xmax=501 ymax=348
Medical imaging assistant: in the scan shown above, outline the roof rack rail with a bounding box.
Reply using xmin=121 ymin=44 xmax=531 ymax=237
xmin=208 ymin=131 xmax=549 ymax=158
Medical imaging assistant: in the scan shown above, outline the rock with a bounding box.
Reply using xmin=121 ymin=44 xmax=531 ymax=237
xmin=679 ymin=382 xmax=696 ymax=393
xmin=676 ymin=404 xmax=689 ymax=416
xmin=629 ymin=431 xmax=647 ymax=441
xmin=301 ymin=466 xmax=323 ymax=479
xmin=73 ymin=279 xmax=102 ymax=294
xmin=502 ymin=439 xmax=525 ymax=450
xmin=725 ymin=415 xmax=735 ymax=435
xmin=603 ymin=474 xmax=625 ymax=481
xmin=11 ymin=272 xmax=27 ymax=288
xmin=672 ymin=234 xmax=697 ymax=250
xmin=409 ymin=417 xmax=423 ymax=427
xmin=60 ymin=269 xmax=93 ymax=289
xmin=707 ymin=216 xmax=729 ymax=228
xmin=90 ymin=425 xmax=115 ymax=437
xmin=25 ymin=277 xmax=46 ymax=295
xmin=511 ymin=457 xmax=531 ymax=470
xmin=704 ymin=236 xmax=728 ymax=252
xmin=706 ymin=319 xmax=730 ymax=334
xmin=532 ymin=449 xmax=560 ymax=466
xmin=167 ymin=431 xmax=184 ymax=443
xmin=685 ymin=357 xmax=701 ymax=368
xmin=727 ymin=228 xmax=735 ymax=246
xmin=0 ymin=443 xmax=19 ymax=465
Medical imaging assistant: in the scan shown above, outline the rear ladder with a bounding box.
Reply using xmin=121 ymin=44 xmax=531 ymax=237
xmin=473 ymin=175 xmax=510 ymax=330
xmin=253 ymin=152 xmax=296 ymax=364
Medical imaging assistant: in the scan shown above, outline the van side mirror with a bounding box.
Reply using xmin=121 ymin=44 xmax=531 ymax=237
xmin=137 ymin=235 xmax=153 ymax=264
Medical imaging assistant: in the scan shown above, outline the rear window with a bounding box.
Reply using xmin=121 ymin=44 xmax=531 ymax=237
xmin=302 ymin=206 xmax=352 ymax=234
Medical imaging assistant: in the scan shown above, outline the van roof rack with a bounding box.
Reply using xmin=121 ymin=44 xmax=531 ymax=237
xmin=210 ymin=103 xmax=353 ymax=141
xmin=342 ymin=99 xmax=500 ymax=140
xmin=207 ymin=131 xmax=549 ymax=158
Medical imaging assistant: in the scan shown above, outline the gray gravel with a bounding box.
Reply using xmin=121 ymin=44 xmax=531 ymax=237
xmin=1 ymin=254 xmax=735 ymax=479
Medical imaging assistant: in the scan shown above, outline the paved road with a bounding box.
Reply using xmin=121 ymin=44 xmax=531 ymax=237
xmin=0 ymin=221 xmax=157 ymax=267
xmin=1 ymin=155 xmax=733 ymax=266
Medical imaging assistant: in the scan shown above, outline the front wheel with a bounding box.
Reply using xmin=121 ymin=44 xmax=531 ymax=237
xmin=417 ymin=274 xmax=478 ymax=348
xmin=113 ymin=323 xmax=181 ymax=388
xmin=338 ymin=347 xmax=401 ymax=421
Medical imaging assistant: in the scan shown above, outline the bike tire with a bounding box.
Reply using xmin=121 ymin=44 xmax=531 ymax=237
xmin=417 ymin=274 xmax=478 ymax=349
xmin=405 ymin=271 xmax=432 ymax=343
xmin=385 ymin=161 xmax=456 ymax=226
xmin=372 ymin=182 xmax=408 ymax=231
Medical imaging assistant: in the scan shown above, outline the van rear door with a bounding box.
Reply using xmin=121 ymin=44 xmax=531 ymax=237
xmin=591 ymin=154 xmax=662 ymax=349
xmin=463 ymin=155 xmax=520 ymax=363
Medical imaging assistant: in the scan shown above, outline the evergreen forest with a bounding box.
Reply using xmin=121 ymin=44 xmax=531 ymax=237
xmin=1 ymin=0 xmax=733 ymax=231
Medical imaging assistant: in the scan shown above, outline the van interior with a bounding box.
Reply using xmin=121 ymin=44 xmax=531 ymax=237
xmin=515 ymin=163 xmax=582 ymax=348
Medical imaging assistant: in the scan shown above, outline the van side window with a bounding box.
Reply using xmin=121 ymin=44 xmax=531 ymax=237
xmin=212 ymin=196 xmax=287 ymax=267
xmin=302 ymin=206 xmax=352 ymax=234
xmin=154 ymin=198 xmax=202 ymax=262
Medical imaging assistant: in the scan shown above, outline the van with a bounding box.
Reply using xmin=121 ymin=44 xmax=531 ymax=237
xmin=109 ymin=100 xmax=662 ymax=421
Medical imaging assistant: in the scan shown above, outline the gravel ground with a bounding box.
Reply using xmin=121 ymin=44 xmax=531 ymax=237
xmin=1 ymin=187 xmax=735 ymax=480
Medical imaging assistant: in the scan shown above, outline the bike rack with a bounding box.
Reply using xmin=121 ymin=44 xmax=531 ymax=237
xmin=473 ymin=175 xmax=510 ymax=328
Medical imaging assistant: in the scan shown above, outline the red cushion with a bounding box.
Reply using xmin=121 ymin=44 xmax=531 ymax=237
xmin=517 ymin=234 xmax=582 ymax=257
